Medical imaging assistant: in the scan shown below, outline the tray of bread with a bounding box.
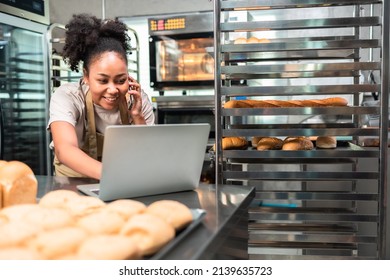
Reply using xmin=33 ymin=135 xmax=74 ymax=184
xmin=0 ymin=161 xmax=206 ymax=260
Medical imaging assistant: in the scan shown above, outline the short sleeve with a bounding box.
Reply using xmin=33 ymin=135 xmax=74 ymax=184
xmin=47 ymin=83 xmax=85 ymax=130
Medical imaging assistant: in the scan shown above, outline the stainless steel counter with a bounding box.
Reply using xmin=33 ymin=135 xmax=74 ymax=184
xmin=35 ymin=176 xmax=255 ymax=260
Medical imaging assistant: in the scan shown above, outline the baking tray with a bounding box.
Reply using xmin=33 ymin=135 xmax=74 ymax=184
xmin=149 ymin=208 xmax=206 ymax=259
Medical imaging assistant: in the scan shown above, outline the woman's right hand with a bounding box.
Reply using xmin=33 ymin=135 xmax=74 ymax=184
xmin=127 ymin=75 xmax=146 ymax=124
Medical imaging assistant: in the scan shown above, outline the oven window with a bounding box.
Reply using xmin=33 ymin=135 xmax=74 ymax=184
xmin=155 ymin=37 xmax=214 ymax=82
xmin=159 ymin=109 xmax=215 ymax=139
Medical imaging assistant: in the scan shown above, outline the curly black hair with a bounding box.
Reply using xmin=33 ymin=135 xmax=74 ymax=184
xmin=62 ymin=13 xmax=131 ymax=72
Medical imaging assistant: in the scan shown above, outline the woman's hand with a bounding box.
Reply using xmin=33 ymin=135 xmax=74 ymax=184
xmin=127 ymin=75 xmax=146 ymax=124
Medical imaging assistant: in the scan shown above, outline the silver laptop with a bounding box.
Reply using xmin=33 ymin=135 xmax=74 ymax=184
xmin=77 ymin=123 xmax=210 ymax=201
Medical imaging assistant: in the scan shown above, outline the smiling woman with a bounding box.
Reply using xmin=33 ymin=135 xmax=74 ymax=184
xmin=47 ymin=13 xmax=155 ymax=180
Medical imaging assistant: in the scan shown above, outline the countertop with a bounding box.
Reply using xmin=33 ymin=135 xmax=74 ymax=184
xmin=35 ymin=176 xmax=255 ymax=260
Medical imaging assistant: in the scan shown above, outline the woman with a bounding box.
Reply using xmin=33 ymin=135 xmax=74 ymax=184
xmin=47 ymin=14 xmax=155 ymax=179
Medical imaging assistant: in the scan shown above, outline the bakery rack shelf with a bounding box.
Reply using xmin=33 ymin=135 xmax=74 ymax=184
xmin=213 ymin=0 xmax=388 ymax=259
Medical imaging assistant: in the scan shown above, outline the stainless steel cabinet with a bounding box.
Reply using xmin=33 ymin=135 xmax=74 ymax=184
xmin=213 ymin=0 xmax=389 ymax=259
xmin=0 ymin=12 xmax=51 ymax=175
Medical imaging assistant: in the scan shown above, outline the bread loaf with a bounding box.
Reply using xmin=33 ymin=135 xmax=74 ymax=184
xmin=233 ymin=36 xmax=270 ymax=44
xmin=120 ymin=213 xmax=175 ymax=256
xmin=27 ymin=227 xmax=87 ymax=259
xmin=256 ymin=137 xmax=283 ymax=150
xmin=282 ymin=137 xmax=314 ymax=151
xmin=0 ymin=161 xmax=38 ymax=208
xmin=316 ymin=136 xmax=337 ymax=149
xmin=77 ymin=234 xmax=140 ymax=260
xmin=105 ymin=199 xmax=146 ymax=220
xmin=247 ymin=36 xmax=260 ymax=44
xmin=145 ymin=200 xmax=193 ymax=230
xmin=251 ymin=136 xmax=263 ymax=147
xmin=0 ymin=185 xmax=197 ymax=259
xmin=224 ymin=97 xmax=348 ymax=109
xmin=233 ymin=37 xmax=247 ymax=44
xmin=39 ymin=189 xmax=80 ymax=209
xmin=212 ymin=137 xmax=248 ymax=150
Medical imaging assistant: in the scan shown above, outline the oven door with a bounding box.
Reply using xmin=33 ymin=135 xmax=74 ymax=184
xmin=149 ymin=33 xmax=214 ymax=91
xmin=154 ymin=96 xmax=215 ymax=141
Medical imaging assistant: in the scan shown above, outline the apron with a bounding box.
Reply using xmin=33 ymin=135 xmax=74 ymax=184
xmin=54 ymin=91 xmax=129 ymax=177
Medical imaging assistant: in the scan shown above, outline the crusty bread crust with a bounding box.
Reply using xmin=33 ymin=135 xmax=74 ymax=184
xmin=224 ymin=97 xmax=348 ymax=108
xmin=316 ymin=136 xmax=337 ymax=149
xmin=256 ymin=137 xmax=283 ymax=150
xmin=0 ymin=161 xmax=37 ymax=208
xmin=282 ymin=137 xmax=314 ymax=151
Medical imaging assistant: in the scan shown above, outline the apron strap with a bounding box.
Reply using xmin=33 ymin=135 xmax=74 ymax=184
xmin=85 ymin=91 xmax=99 ymax=160
xmin=119 ymin=97 xmax=130 ymax=125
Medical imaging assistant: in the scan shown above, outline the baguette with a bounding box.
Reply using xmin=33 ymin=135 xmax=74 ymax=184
xmin=224 ymin=97 xmax=348 ymax=108
xmin=256 ymin=137 xmax=283 ymax=150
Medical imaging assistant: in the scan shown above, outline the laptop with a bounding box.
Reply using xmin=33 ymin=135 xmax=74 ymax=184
xmin=77 ymin=123 xmax=210 ymax=201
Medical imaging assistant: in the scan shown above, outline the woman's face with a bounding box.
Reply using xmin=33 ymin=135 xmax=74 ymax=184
xmin=83 ymin=51 xmax=128 ymax=110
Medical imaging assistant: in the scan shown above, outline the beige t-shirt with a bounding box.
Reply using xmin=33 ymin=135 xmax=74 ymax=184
xmin=47 ymin=80 xmax=155 ymax=149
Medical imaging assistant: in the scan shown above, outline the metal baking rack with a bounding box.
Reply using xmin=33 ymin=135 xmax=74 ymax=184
xmin=213 ymin=0 xmax=389 ymax=259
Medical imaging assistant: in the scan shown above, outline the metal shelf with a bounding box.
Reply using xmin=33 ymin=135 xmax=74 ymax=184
xmin=214 ymin=0 xmax=388 ymax=259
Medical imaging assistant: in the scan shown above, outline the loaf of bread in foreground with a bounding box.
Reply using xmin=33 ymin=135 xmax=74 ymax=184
xmin=224 ymin=97 xmax=348 ymax=108
xmin=0 ymin=190 xmax=192 ymax=259
xmin=145 ymin=200 xmax=193 ymax=230
xmin=0 ymin=161 xmax=37 ymax=208
xmin=120 ymin=213 xmax=175 ymax=256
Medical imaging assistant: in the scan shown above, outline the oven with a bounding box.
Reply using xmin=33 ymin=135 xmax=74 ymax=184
xmin=153 ymin=95 xmax=216 ymax=183
xmin=148 ymin=12 xmax=214 ymax=93
xmin=153 ymin=95 xmax=215 ymax=140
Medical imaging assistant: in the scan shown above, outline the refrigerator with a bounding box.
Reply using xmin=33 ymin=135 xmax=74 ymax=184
xmin=0 ymin=10 xmax=51 ymax=175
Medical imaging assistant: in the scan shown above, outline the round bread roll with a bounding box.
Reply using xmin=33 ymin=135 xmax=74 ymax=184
xmin=247 ymin=36 xmax=260 ymax=43
xmin=22 ymin=206 xmax=75 ymax=230
xmin=27 ymin=227 xmax=87 ymax=259
xmin=221 ymin=137 xmax=248 ymax=150
xmin=0 ymin=203 xmax=41 ymax=222
xmin=256 ymin=137 xmax=283 ymax=150
xmin=39 ymin=189 xmax=80 ymax=209
xmin=76 ymin=209 xmax=125 ymax=235
xmin=0 ymin=247 xmax=44 ymax=260
xmin=0 ymin=220 xmax=42 ymax=248
xmin=0 ymin=215 xmax=7 ymax=227
xmin=282 ymin=137 xmax=314 ymax=151
xmin=145 ymin=200 xmax=193 ymax=230
xmin=316 ymin=136 xmax=337 ymax=149
xmin=77 ymin=234 xmax=140 ymax=260
xmin=63 ymin=196 xmax=106 ymax=218
xmin=212 ymin=137 xmax=248 ymax=151
xmin=0 ymin=160 xmax=37 ymax=208
xmin=233 ymin=37 xmax=247 ymax=44
xmin=120 ymin=213 xmax=175 ymax=256
xmin=105 ymin=199 xmax=146 ymax=220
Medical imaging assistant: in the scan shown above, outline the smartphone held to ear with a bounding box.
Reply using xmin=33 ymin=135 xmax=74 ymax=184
xmin=127 ymin=94 xmax=134 ymax=110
